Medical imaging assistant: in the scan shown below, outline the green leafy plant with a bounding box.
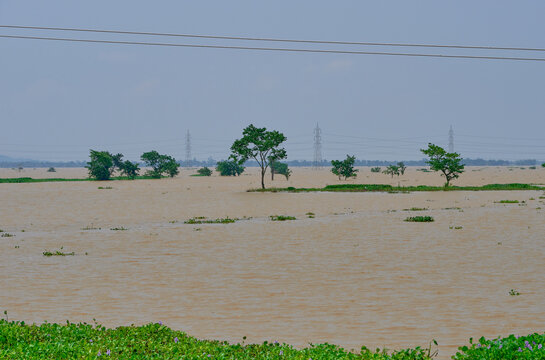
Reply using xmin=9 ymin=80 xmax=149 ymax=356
xmin=1 ymin=233 xmax=15 ymax=238
xmin=216 ymin=160 xmax=245 ymax=176
xmin=370 ymin=167 xmax=381 ymax=173
xmin=47 ymin=167 xmax=56 ymax=172
xmin=331 ymin=155 xmax=358 ymax=180
xmin=98 ymin=186 xmax=112 ymax=189
xmin=230 ymin=124 xmax=287 ymax=189
xmin=495 ymin=200 xmax=519 ymax=204
xmin=421 ymin=143 xmax=465 ymax=186
xmin=509 ymin=289 xmax=521 ymax=296
xmin=405 ymin=216 xmax=434 ymax=222
xmin=110 ymin=227 xmax=128 ymax=231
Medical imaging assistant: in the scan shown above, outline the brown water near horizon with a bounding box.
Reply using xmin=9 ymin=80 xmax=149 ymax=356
xmin=1 ymin=166 xmax=544 ymax=359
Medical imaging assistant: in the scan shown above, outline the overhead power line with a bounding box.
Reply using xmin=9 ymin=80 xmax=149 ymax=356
xmin=2 ymin=25 xmax=545 ymax=52
xmin=1 ymin=34 xmax=545 ymax=62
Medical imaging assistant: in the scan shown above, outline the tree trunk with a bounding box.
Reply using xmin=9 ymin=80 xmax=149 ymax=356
xmin=261 ymin=168 xmax=266 ymax=189
xmin=271 ymin=167 xmax=275 ymax=181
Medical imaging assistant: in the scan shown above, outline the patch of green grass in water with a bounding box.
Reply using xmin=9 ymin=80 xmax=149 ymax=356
xmin=270 ymin=215 xmax=296 ymax=221
xmin=495 ymin=200 xmax=519 ymax=204
xmin=404 ymin=216 xmax=434 ymax=222
xmin=402 ymin=207 xmax=428 ymax=211
xmin=184 ymin=217 xmax=238 ymax=224
xmin=43 ymin=250 xmax=75 ymax=257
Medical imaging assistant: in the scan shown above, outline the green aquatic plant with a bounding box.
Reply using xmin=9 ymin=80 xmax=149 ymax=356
xmin=405 ymin=216 xmax=434 ymax=223
xmin=184 ymin=217 xmax=238 ymax=224
xmin=270 ymin=215 xmax=296 ymax=221
xmin=0 ymin=320 xmax=438 ymax=359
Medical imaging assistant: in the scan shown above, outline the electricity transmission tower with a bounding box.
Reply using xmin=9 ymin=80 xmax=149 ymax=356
xmin=448 ymin=125 xmax=454 ymax=153
xmin=185 ymin=130 xmax=192 ymax=167
xmin=313 ymin=123 xmax=323 ymax=169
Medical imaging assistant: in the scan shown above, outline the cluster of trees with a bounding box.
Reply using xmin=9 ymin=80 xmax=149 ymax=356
xmin=328 ymin=144 xmax=464 ymax=187
xmin=86 ymin=150 xmax=179 ymax=180
xmin=85 ymin=125 xmax=467 ymax=189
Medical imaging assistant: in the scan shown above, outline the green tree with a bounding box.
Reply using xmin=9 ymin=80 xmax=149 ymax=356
xmin=230 ymin=124 xmax=287 ymax=189
xmin=383 ymin=165 xmax=400 ymax=178
xmin=197 ymin=167 xmax=212 ymax=176
xmin=397 ymin=162 xmax=407 ymax=175
xmin=331 ymin=155 xmax=358 ymax=180
xmin=86 ymin=150 xmax=115 ymax=180
xmin=120 ymin=160 xmax=140 ymax=179
xmin=216 ymin=160 xmax=245 ymax=176
xmin=270 ymin=160 xmax=291 ymax=180
xmin=140 ymin=151 xmax=180 ymax=178
xmin=420 ymin=143 xmax=465 ymax=186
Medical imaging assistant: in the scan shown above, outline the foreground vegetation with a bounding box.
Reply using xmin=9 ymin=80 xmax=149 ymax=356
xmin=251 ymin=183 xmax=543 ymax=193
xmin=0 ymin=320 xmax=438 ymax=359
xmin=2 ymin=320 xmax=545 ymax=359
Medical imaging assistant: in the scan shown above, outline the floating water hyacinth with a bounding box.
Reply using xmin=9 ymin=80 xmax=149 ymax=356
xmin=106 ymin=349 xmax=111 ymax=356
xmin=174 ymin=337 xmax=179 ymax=343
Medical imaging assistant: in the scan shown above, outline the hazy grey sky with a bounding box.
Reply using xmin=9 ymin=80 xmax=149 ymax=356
xmin=1 ymin=1 xmax=544 ymax=162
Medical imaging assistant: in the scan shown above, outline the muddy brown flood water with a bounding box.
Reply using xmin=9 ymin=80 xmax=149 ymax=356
xmin=1 ymin=166 xmax=544 ymax=358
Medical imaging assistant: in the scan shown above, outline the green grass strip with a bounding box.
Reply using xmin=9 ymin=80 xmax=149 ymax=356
xmin=0 ymin=175 xmax=164 ymax=183
xmin=250 ymin=183 xmax=543 ymax=193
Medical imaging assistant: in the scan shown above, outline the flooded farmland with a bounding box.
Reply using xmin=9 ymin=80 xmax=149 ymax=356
xmin=1 ymin=166 xmax=544 ymax=359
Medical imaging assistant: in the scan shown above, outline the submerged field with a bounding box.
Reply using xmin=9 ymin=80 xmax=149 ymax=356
xmin=0 ymin=166 xmax=544 ymax=359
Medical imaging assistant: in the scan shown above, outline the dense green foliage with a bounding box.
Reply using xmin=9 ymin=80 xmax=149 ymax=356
xmin=86 ymin=150 xmax=115 ymax=180
xmin=141 ymin=151 xmax=180 ymax=178
xmin=453 ymin=333 xmax=545 ymax=359
xmin=196 ymin=167 xmax=213 ymax=176
xmin=251 ymin=183 xmax=543 ymax=193
xmin=542 ymin=163 xmax=545 ymax=168
xmin=230 ymin=124 xmax=287 ymax=189
xmin=271 ymin=161 xmax=292 ymax=180
xmin=370 ymin=167 xmax=381 ymax=173
xmin=331 ymin=155 xmax=359 ymax=180
xmin=47 ymin=167 xmax=56 ymax=172
xmin=420 ymin=143 xmax=465 ymax=186
xmin=120 ymin=160 xmax=140 ymax=179
xmin=216 ymin=160 xmax=245 ymax=176
xmin=0 ymin=320 xmax=439 ymax=359
xmin=404 ymin=216 xmax=434 ymax=222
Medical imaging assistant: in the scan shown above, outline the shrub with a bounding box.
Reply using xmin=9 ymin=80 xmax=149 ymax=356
xmin=196 ymin=167 xmax=212 ymax=176
xmin=370 ymin=167 xmax=381 ymax=173
xmin=216 ymin=160 xmax=244 ymax=176
xmin=47 ymin=167 xmax=56 ymax=172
